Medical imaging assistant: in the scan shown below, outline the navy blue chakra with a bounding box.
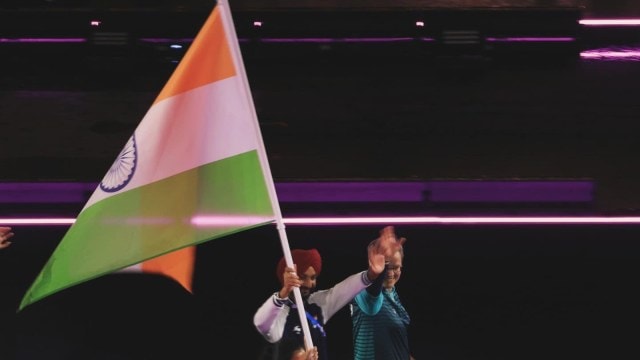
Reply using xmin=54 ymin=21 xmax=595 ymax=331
xmin=100 ymin=135 xmax=137 ymax=193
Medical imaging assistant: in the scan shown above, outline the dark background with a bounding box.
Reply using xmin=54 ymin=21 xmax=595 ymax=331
xmin=3 ymin=1 xmax=640 ymax=359
xmin=1 ymin=1 xmax=640 ymax=212
xmin=2 ymin=224 xmax=640 ymax=359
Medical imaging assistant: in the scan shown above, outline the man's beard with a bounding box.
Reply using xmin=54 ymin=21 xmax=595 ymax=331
xmin=300 ymin=286 xmax=313 ymax=299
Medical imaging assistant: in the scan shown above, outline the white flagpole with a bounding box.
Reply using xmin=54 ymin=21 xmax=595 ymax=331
xmin=218 ymin=0 xmax=315 ymax=350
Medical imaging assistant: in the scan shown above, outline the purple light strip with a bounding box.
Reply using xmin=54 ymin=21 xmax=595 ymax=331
xmin=580 ymin=48 xmax=640 ymax=60
xmin=166 ymin=37 xmax=430 ymax=44
xmin=0 ymin=182 xmax=98 ymax=203
xmin=6 ymin=17 xmax=640 ymax=46
xmin=3 ymin=216 xmax=640 ymax=226
xmin=0 ymin=180 xmax=594 ymax=204
xmin=0 ymin=36 xmax=586 ymax=45
xmin=139 ymin=37 xmax=434 ymax=44
xmin=258 ymin=37 xmax=423 ymax=43
xmin=0 ymin=36 xmax=585 ymax=45
xmin=138 ymin=37 xmax=195 ymax=43
xmin=276 ymin=181 xmax=593 ymax=203
xmin=284 ymin=216 xmax=640 ymax=225
xmin=579 ymin=19 xmax=640 ymax=26
xmin=0 ymin=38 xmax=87 ymax=43
xmin=485 ymin=37 xmax=575 ymax=42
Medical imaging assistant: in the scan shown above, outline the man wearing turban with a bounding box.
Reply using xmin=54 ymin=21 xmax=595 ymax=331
xmin=254 ymin=226 xmax=404 ymax=360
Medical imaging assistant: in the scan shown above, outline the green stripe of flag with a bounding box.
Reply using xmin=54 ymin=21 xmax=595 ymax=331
xmin=20 ymin=150 xmax=273 ymax=309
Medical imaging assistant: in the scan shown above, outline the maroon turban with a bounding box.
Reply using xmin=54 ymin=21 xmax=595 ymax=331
xmin=276 ymin=248 xmax=322 ymax=285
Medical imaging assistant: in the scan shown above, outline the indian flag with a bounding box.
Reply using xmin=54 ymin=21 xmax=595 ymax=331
xmin=20 ymin=0 xmax=278 ymax=310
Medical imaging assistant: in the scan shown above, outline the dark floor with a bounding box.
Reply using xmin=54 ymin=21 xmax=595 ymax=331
xmin=3 ymin=224 xmax=640 ymax=360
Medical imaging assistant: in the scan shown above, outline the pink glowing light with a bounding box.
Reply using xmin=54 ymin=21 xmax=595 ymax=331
xmin=0 ymin=218 xmax=76 ymax=225
xmin=4 ymin=216 xmax=640 ymax=227
xmin=485 ymin=37 xmax=575 ymax=42
xmin=259 ymin=37 xmax=419 ymax=43
xmin=579 ymin=19 xmax=640 ymax=26
xmin=191 ymin=215 xmax=275 ymax=227
xmin=282 ymin=216 xmax=640 ymax=225
xmin=0 ymin=38 xmax=86 ymax=43
xmin=580 ymin=48 xmax=640 ymax=60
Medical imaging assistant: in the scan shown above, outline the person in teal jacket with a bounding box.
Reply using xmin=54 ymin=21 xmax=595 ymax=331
xmin=350 ymin=226 xmax=414 ymax=360
xmin=255 ymin=227 xmax=404 ymax=360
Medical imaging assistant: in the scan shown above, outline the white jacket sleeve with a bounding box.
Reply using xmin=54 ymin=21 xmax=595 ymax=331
xmin=253 ymin=292 xmax=291 ymax=343
xmin=308 ymin=270 xmax=372 ymax=324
